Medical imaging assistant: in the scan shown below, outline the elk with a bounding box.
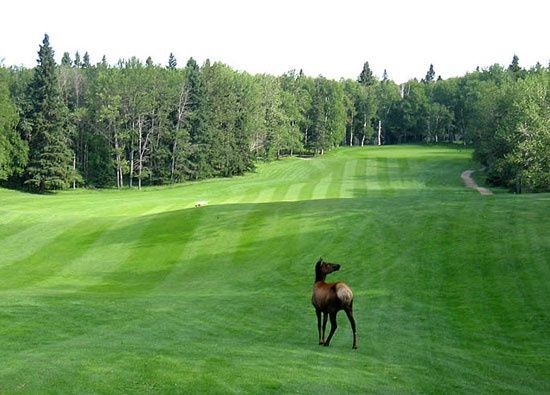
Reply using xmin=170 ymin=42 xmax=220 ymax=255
xmin=311 ymin=258 xmax=357 ymax=349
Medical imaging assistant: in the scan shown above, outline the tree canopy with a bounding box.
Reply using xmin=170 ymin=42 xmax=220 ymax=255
xmin=1 ymin=37 xmax=548 ymax=193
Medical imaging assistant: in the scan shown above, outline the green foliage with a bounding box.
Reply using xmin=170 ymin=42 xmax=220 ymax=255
xmin=358 ymin=61 xmax=376 ymax=86
xmin=61 ymin=52 xmax=72 ymax=66
xmin=423 ymin=64 xmax=435 ymax=83
xmin=82 ymin=52 xmax=91 ymax=68
xmin=23 ymin=34 xmax=74 ymax=192
xmin=4 ymin=37 xmax=548 ymax=193
xmin=375 ymin=79 xmax=401 ymax=143
xmin=0 ymin=68 xmax=28 ymax=180
xmin=74 ymin=51 xmax=81 ymax=68
xmin=508 ymin=54 xmax=522 ymax=76
xmin=308 ymin=77 xmax=346 ymax=153
xmin=190 ymin=62 xmax=254 ymax=178
xmin=481 ymin=72 xmax=550 ymax=192
xmin=167 ymin=53 xmax=177 ymax=69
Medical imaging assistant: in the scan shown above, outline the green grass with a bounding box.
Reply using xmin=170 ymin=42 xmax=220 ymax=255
xmin=1 ymin=145 xmax=548 ymax=393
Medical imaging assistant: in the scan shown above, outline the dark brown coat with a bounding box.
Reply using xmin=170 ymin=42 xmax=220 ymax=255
xmin=312 ymin=258 xmax=357 ymax=349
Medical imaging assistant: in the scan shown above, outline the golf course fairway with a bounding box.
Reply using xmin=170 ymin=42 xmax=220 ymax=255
xmin=1 ymin=145 xmax=548 ymax=393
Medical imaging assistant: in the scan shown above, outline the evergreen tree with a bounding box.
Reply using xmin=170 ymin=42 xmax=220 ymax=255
xmin=168 ymin=53 xmax=177 ymax=69
xmin=358 ymin=61 xmax=376 ymax=86
xmin=61 ymin=52 xmax=72 ymax=66
xmin=146 ymin=56 xmax=154 ymax=67
xmin=24 ymin=34 xmax=75 ymax=192
xmin=82 ymin=52 xmax=91 ymax=68
xmin=382 ymin=69 xmax=389 ymax=83
xmin=508 ymin=54 xmax=520 ymax=74
xmin=184 ymin=57 xmax=202 ymax=149
xmin=507 ymin=54 xmax=524 ymax=80
xmin=423 ymin=64 xmax=435 ymax=83
xmin=100 ymin=55 xmax=108 ymax=68
xmin=74 ymin=51 xmax=81 ymax=68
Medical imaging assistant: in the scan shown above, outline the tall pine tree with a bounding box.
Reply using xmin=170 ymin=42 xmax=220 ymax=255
xmin=82 ymin=52 xmax=91 ymax=68
xmin=358 ymin=61 xmax=376 ymax=86
xmin=24 ymin=34 xmax=75 ymax=192
xmin=167 ymin=53 xmax=177 ymax=69
xmin=423 ymin=64 xmax=435 ymax=83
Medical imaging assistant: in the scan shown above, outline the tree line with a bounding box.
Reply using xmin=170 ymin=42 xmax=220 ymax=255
xmin=0 ymin=35 xmax=548 ymax=192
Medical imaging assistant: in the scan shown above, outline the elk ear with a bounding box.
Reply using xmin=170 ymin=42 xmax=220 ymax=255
xmin=316 ymin=257 xmax=323 ymax=266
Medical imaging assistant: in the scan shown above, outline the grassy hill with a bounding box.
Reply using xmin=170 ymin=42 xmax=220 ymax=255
xmin=1 ymin=145 xmax=548 ymax=393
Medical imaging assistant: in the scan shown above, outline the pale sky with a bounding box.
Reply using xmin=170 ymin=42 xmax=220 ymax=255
xmin=1 ymin=0 xmax=548 ymax=83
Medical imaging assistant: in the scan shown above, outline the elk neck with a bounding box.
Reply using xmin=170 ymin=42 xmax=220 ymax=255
xmin=314 ymin=269 xmax=327 ymax=284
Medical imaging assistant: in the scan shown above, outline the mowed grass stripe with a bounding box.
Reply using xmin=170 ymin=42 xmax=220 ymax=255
xmin=86 ymin=207 xmax=208 ymax=294
xmin=0 ymin=211 xmax=33 ymax=237
xmin=351 ymin=155 xmax=368 ymax=198
xmin=312 ymin=173 xmax=332 ymax=200
xmin=0 ymin=218 xmax=82 ymax=268
xmin=339 ymin=158 xmax=359 ymax=198
xmin=375 ymin=157 xmax=395 ymax=194
xmin=38 ymin=215 xmax=155 ymax=291
xmin=364 ymin=157 xmax=380 ymax=191
xmin=322 ymin=157 xmax=344 ymax=199
xmin=282 ymin=183 xmax=305 ymax=202
xmin=255 ymin=186 xmax=277 ymax=204
xmin=272 ymin=181 xmax=293 ymax=202
xmin=151 ymin=207 xmax=213 ymax=294
xmin=155 ymin=201 xmax=263 ymax=294
xmin=0 ymin=218 xmax=114 ymax=291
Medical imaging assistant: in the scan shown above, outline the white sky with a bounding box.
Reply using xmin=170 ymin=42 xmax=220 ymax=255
xmin=1 ymin=0 xmax=548 ymax=83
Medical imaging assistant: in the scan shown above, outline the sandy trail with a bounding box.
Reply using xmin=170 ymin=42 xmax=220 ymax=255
xmin=461 ymin=170 xmax=493 ymax=195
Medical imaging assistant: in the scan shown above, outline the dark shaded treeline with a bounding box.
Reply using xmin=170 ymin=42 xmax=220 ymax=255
xmin=0 ymin=35 xmax=548 ymax=192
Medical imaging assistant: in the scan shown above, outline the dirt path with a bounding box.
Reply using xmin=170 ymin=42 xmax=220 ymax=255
xmin=461 ymin=170 xmax=493 ymax=195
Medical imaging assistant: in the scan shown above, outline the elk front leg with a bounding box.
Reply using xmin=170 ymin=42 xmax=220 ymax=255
xmin=322 ymin=312 xmax=328 ymax=344
xmin=324 ymin=312 xmax=338 ymax=347
xmin=316 ymin=309 xmax=324 ymax=345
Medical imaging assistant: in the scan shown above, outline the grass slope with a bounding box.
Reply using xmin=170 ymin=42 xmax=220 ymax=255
xmin=0 ymin=145 xmax=548 ymax=393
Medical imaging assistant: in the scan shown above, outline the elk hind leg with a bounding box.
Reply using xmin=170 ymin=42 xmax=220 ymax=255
xmin=345 ymin=308 xmax=357 ymax=349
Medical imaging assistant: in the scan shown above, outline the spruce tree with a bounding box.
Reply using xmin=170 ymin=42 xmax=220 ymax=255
xmin=508 ymin=54 xmax=520 ymax=73
xmin=61 ymin=52 xmax=72 ymax=66
xmin=168 ymin=53 xmax=177 ymax=69
xmin=423 ymin=64 xmax=435 ymax=83
xmin=508 ymin=54 xmax=523 ymax=79
xmin=358 ymin=61 xmax=375 ymax=86
xmin=24 ymin=34 xmax=74 ymax=192
xmin=74 ymin=51 xmax=81 ymax=68
xmin=82 ymin=52 xmax=91 ymax=68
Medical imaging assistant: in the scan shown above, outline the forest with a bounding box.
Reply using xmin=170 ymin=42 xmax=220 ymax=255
xmin=0 ymin=34 xmax=548 ymax=193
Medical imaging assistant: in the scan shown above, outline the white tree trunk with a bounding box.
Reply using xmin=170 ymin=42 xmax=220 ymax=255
xmin=138 ymin=117 xmax=143 ymax=190
xmin=114 ymin=130 xmax=122 ymax=189
xmin=129 ymin=145 xmax=134 ymax=188
xmin=72 ymin=153 xmax=76 ymax=189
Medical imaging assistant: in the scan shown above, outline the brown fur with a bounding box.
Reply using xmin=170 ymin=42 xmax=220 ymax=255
xmin=311 ymin=258 xmax=357 ymax=349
